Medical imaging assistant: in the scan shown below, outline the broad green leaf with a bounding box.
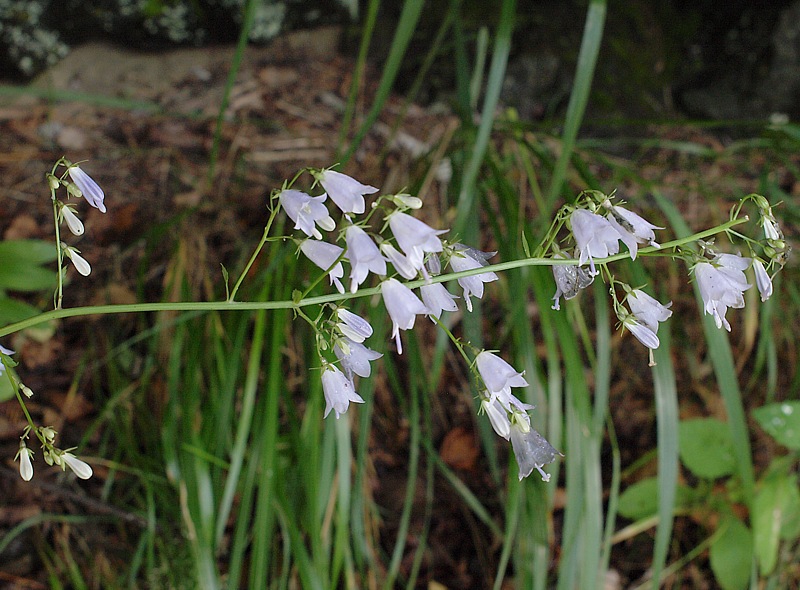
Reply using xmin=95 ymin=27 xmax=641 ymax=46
xmin=617 ymin=477 xmax=693 ymax=521
xmin=753 ymin=402 xmax=800 ymax=450
xmin=753 ymin=474 xmax=799 ymax=575
xmin=0 ymin=240 xmax=57 ymax=292
xmin=710 ymin=516 xmax=752 ymax=590
xmin=679 ymin=418 xmax=736 ymax=479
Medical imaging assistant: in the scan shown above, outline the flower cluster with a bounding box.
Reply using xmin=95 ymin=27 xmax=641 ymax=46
xmin=279 ymin=167 xmax=558 ymax=481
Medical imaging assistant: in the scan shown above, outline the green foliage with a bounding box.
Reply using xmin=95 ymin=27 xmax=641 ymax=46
xmin=678 ymin=418 xmax=737 ymax=479
xmin=709 ymin=515 xmax=753 ymax=590
xmin=753 ymin=401 xmax=800 ymax=450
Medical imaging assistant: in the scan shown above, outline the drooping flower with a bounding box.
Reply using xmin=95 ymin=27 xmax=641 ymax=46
xmin=604 ymin=203 xmax=662 ymax=260
xmin=345 ymin=225 xmax=386 ymax=293
xmin=693 ymin=253 xmax=752 ymax=331
xmin=279 ymin=190 xmax=335 ymax=240
xmin=570 ymin=209 xmax=622 ymax=276
xmin=551 ymin=253 xmax=594 ymax=310
xmin=321 ymin=364 xmax=364 ymax=419
xmin=60 ymin=452 xmax=93 ymax=479
xmin=752 ymin=259 xmax=773 ymax=302
xmin=626 ymin=289 xmax=673 ymax=333
xmin=381 ymin=278 xmax=429 ymax=354
xmin=761 ymin=210 xmax=782 ymax=241
xmin=17 ymin=443 xmax=33 ymax=482
xmin=67 ymin=165 xmax=106 ymax=213
xmin=387 ymin=211 xmax=447 ymax=272
xmin=475 ymin=351 xmax=529 ymax=402
xmin=509 ymin=424 xmax=560 ymax=481
xmin=314 ymin=169 xmax=378 ymax=215
xmin=419 ymin=282 xmax=458 ymax=320
xmin=481 ymin=396 xmax=512 ymax=440
xmin=448 ymin=245 xmax=498 ymax=312
xmin=380 ymin=242 xmax=418 ymax=280
xmin=334 ymin=337 xmax=383 ymax=381
xmin=60 ymin=205 xmax=85 ymax=236
xmin=300 ymin=239 xmax=345 ymax=293
xmin=335 ymin=308 xmax=373 ymax=343
xmin=622 ymin=316 xmax=660 ymax=350
xmin=63 ymin=246 xmax=91 ymax=276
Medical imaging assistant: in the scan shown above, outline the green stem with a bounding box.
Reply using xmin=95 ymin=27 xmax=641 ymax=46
xmin=228 ymin=206 xmax=281 ymax=302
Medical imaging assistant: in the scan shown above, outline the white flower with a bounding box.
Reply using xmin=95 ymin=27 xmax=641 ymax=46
xmin=381 ymin=278 xmax=428 ymax=354
xmin=315 ymin=169 xmax=378 ymax=215
xmin=345 ymin=225 xmax=386 ymax=292
xmin=60 ymin=205 xmax=85 ymax=236
xmin=419 ymin=282 xmax=458 ymax=319
xmin=67 ymin=165 xmax=106 ymax=213
xmin=626 ymin=289 xmax=673 ymax=332
xmin=623 ymin=316 xmax=660 ymax=350
xmin=753 ymin=259 xmax=773 ymax=302
xmin=475 ymin=351 xmax=529 ymax=401
xmin=762 ymin=212 xmax=781 ymax=241
xmin=448 ymin=246 xmax=498 ymax=312
xmin=321 ymin=365 xmax=364 ymax=419
xmin=61 ymin=452 xmax=93 ymax=479
xmin=380 ymin=242 xmax=418 ymax=280
xmin=694 ymin=253 xmax=752 ymax=331
xmin=17 ymin=444 xmax=34 ymax=482
xmin=334 ymin=337 xmax=382 ymax=380
xmin=335 ymin=308 xmax=374 ymax=343
xmin=481 ymin=396 xmax=511 ymax=440
xmin=509 ymin=424 xmax=560 ymax=481
xmin=551 ymin=254 xmax=594 ymax=310
xmin=387 ymin=211 xmax=447 ymax=272
xmin=604 ymin=203 xmax=662 ymax=260
xmin=63 ymin=246 xmax=91 ymax=276
xmin=279 ymin=190 xmax=335 ymax=240
xmin=571 ymin=209 xmax=622 ymax=276
xmin=300 ymin=239 xmax=345 ymax=293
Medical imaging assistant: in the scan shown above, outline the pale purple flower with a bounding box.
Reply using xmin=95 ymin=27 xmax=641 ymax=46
xmin=279 ymin=190 xmax=335 ymax=240
xmin=387 ymin=211 xmax=447 ymax=271
xmin=335 ymin=308 xmax=373 ymax=343
xmin=481 ymin=397 xmax=512 ymax=440
xmin=626 ymin=289 xmax=673 ymax=333
xmin=315 ymin=169 xmax=378 ymax=215
xmin=300 ymin=239 xmax=345 ymax=293
xmin=448 ymin=246 xmax=498 ymax=312
xmin=321 ymin=364 xmax=365 ymax=419
xmin=63 ymin=247 xmax=91 ymax=276
xmin=694 ymin=253 xmax=752 ymax=331
xmin=605 ymin=203 xmax=662 ymax=260
xmin=475 ymin=351 xmax=529 ymax=401
xmin=67 ymin=165 xmax=106 ymax=213
xmin=622 ymin=317 xmax=660 ymax=350
xmin=380 ymin=242 xmax=418 ymax=280
xmin=61 ymin=452 xmax=93 ymax=479
xmin=419 ymin=282 xmax=458 ymax=319
xmin=17 ymin=444 xmax=33 ymax=482
xmin=334 ymin=337 xmax=383 ymax=380
xmin=571 ymin=209 xmax=622 ymax=276
xmin=509 ymin=424 xmax=560 ymax=481
xmin=60 ymin=205 xmax=84 ymax=236
xmin=551 ymin=254 xmax=594 ymax=310
xmin=345 ymin=225 xmax=386 ymax=293
xmin=381 ymin=278 xmax=428 ymax=354
xmin=762 ymin=212 xmax=781 ymax=241
xmin=753 ymin=259 xmax=773 ymax=302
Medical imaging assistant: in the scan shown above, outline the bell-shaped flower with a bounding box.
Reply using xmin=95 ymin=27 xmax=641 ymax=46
xmin=626 ymin=289 xmax=672 ymax=332
xmin=622 ymin=315 xmax=660 ymax=350
xmin=571 ymin=209 xmax=622 ymax=276
xmin=481 ymin=396 xmax=512 ymax=440
xmin=334 ymin=337 xmax=383 ymax=380
xmin=60 ymin=205 xmax=85 ymax=236
xmin=420 ymin=282 xmax=458 ymax=320
xmin=60 ymin=452 xmax=93 ymax=479
xmin=387 ymin=211 xmax=447 ymax=272
xmin=67 ymin=165 xmax=106 ymax=213
xmin=321 ymin=364 xmax=364 ymax=419
xmin=509 ymin=423 xmax=560 ymax=481
xmin=63 ymin=246 xmax=91 ymax=276
xmin=761 ymin=210 xmax=782 ymax=241
xmin=604 ymin=204 xmax=661 ymax=260
xmin=314 ymin=169 xmax=377 ymax=215
xmin=17 ymin=443 xmax=34 ymax=482
xmin=279 ymin=190 xmax=335 ymax=240
xmin=694 ymin=253 xmax=752 ymax=331
xmin=380 ymin=242 xmax=418 ymax=280
xmin=551 ymin=254 xmax=594 ymax=310
xmin=448 ymin=245 xmax=498 ymax=312
xmin=300 ymin=239 xmax=345 ymax=293
xmin=335 ymin=308 xmax=374 ymax=343
xmin=381 ymin=278 xmax=429 ymax=354
xmin=345 ymin=225 xmax=386 ymax=292
xmin=475 ymin=351 xmax=529 ymax=402
xmin=753 ymin=259 xmax=773 ymax=302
